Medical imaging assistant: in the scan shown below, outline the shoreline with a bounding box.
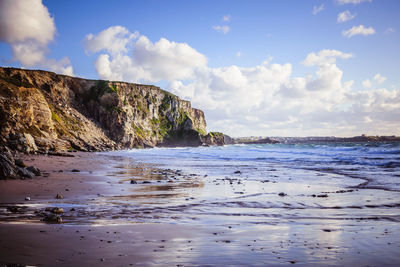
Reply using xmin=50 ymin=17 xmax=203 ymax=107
xmin=1 ymin=150 xmax=400 ymax=266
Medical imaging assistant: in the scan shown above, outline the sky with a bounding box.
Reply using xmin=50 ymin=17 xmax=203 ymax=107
xmin=0 ymin=0 xmax=399 ymax=137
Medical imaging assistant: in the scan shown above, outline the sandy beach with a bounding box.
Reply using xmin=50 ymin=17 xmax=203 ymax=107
xmin=1 ymin=151 xmax=400 ymax=266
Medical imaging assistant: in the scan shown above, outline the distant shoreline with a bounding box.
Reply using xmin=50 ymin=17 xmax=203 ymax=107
xmin=234 ymin=135 xmax=400 ymax=144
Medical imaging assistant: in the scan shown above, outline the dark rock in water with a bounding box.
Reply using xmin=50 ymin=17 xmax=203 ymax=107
xmin=8 ymin=206 xmax=22 ymax=212
xmin=26 ymin=166 xmax=41 ymax=176
xmin=46 ymin=207 xmax=64 ymax=214
xmin=47 ymin=152 xmax=75 ymax=157
xmin=278 ymin=192 xmax=287 ymax=197
xmin=55 ymin=194 xmax=63 ymax=199
xmin=142 ymin=181 xmax=151 ymax=184
xmin=43 ymin=214 xmax=62 ymax=223
xmin=234 ymin=170 xmax=241 ymax=174
xmin=130 ymin=180 xmax=138 ymax=184
xmin=202 ymin=132 xmax=233 ymax=146
xmin=71 ymin=169 xmax=80 ymax=172
xmin=317 ymin=194 xmax=328 ymax=198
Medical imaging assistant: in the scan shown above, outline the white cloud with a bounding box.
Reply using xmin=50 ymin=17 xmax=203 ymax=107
xmin=342 ymin=25 xmax=375 ymax=38
xmin=0 ymin=0 xmax=55 ymax=45
xmin=86 ymin=27 xmax=207 ymax=83
xmin=212 ymin=25 xmax=230 ymax=34
xmin=302 ymin=49 xmax=353 ymax=66
xmin=0 ymin=0 xmax=73 ymax=75
xmin=374 ymin=73 xmax=386 ymax=84
xmin=223 ymin=15 xmax=231 ymax=22
xmin=336 ymin=0 xmax=372 ymax=5
xmin=312 ymin=4 xmax=324 ymax=15
xmin=169 ymin=50 xmax=366 ymax=136
xmin=362 ymin=79 xmax=372 ymax=88
xmin=385 ymin=27 xmax=395 ymax=34
xmin=362 ymin=74 xmax=387 ymax=89
xmin=337 ymin=10 xmax=356 ymax=23
xmin=85 ymin=26 xmax=139 ymax=56
xmin=86 ymin=25 xmax=400 ymax=136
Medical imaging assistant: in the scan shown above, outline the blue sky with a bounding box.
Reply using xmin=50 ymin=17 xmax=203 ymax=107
xmin=1 ymin=0 xmax=399 ymax=136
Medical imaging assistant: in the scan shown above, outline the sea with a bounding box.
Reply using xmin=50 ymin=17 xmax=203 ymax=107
xmin=102 ymin=142 xmax=400 ymax=265
xmin=100 ymin=142 xmax=400 ymax=265
xmin=105 ymin=142 xmax=400 ymax=226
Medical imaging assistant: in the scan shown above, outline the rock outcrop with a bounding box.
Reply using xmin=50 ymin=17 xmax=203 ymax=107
xmin=0 ymin=146 xmax=41 ymax=179
xmin=202 ymin=132 xmax=234 ymax=146
xmin=0 ymin=67 xmax=224 ymax=152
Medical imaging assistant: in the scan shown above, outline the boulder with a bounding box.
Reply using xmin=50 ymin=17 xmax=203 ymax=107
xmin=0 ymin=148 xmax=41 ymax=179
xmin=0 ymin=152 xmax=17 ymax=179
xmin=26 ymin=166 xmax=41 ymax=176
xmin=23 ymin=133 xmax=38 ymax=153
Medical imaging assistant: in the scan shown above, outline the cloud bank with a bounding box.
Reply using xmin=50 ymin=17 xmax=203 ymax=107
xmin=85 ymin=26 xmax=400 ymax=137
xmin=0 ymin=0 xmax=73 ymax=75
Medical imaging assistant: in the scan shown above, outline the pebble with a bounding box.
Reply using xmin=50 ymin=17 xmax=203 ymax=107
xmin=51 ymin=207 xmax=64 ymax=214
xmin=130 ymin=180 xmax=137 ymax=184
xmin=43 ymin=214 xmax=62 ymax=223
xmin=25 ymin=196 xmax=31 ymax=201
xmin=278 ymin=192 xmax=287 ymax=197
xmin=56 ymin=194 xmax=63 ymax=199
xmin=71 ymin=169 xmax=80 ymax=172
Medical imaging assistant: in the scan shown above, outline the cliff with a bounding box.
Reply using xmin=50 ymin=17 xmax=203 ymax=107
xmin=0 ymin=67 xmax=217 ymax=153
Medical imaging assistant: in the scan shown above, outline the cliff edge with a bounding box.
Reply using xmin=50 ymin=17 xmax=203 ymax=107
xmin=0 ymin=67 xmax=222 ymax=153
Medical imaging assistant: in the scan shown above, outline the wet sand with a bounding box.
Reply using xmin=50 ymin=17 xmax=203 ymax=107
xmin=1 ymin=152 xmax=400 ymax=266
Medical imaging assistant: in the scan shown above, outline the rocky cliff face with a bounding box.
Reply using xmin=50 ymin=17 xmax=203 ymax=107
xmin=0 ymin=67 xmax=214 ymax=152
